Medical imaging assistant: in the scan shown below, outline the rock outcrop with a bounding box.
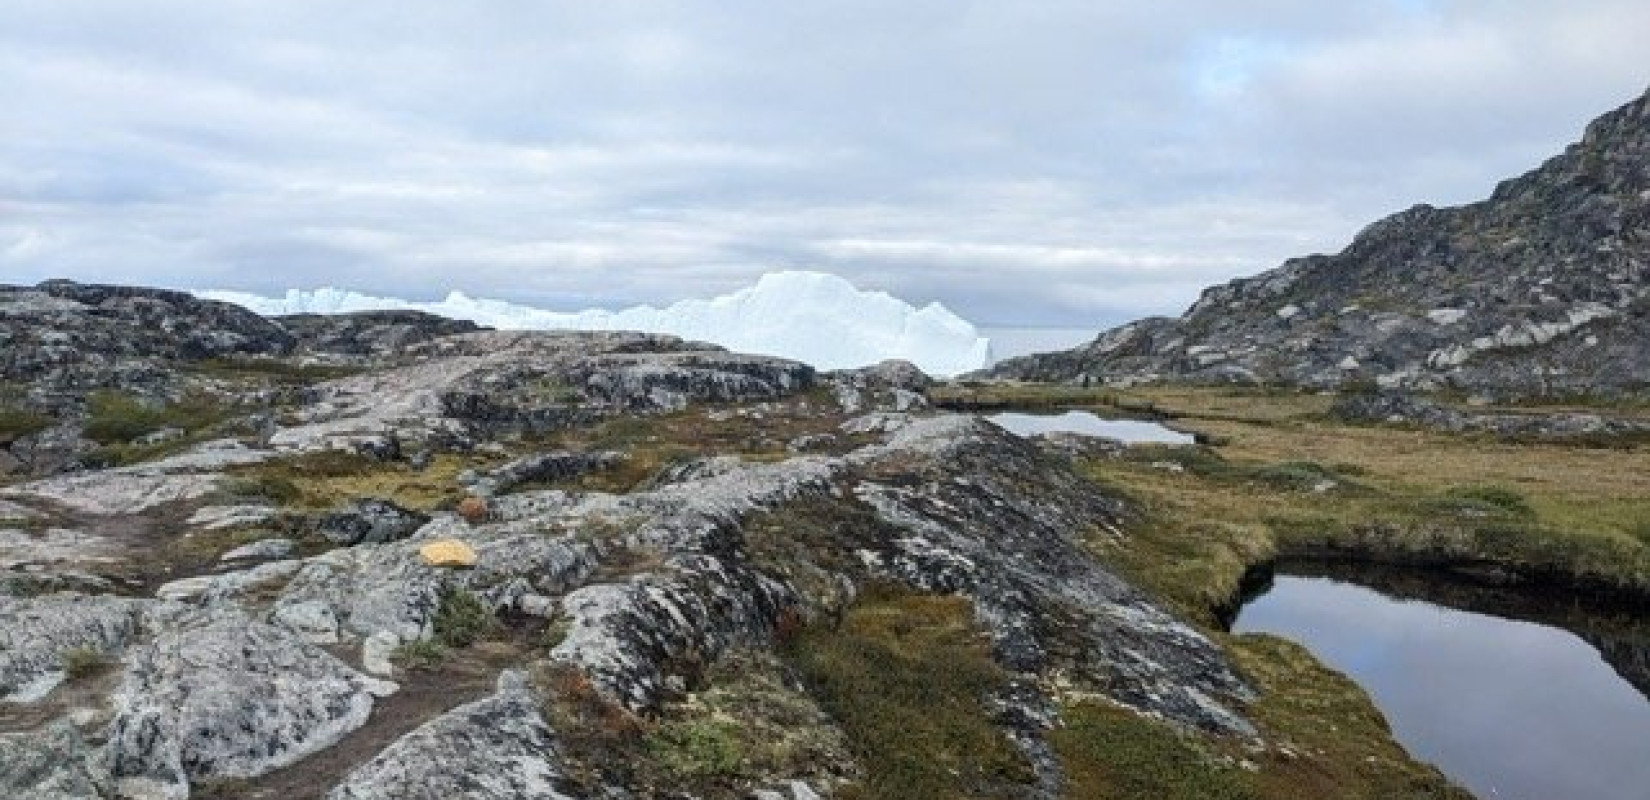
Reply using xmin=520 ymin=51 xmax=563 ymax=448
xmin=277 ymin=311 xmax=484 ymax=360
xmin=326 ymin=672 xmax=575 ymax=800
xmin=0 ymin=281 xmax=295 ymax=383
xmin=0 ymin=290 xmax=1301 ymax=798
xmin=987 ymin=87 xmax=1650 ymax=399
xmin=105 ymin=610 xmax=396 ymax=799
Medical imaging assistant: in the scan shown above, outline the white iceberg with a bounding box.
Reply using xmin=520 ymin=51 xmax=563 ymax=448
xmin=199 ymin=271 xmax=992 ymax=376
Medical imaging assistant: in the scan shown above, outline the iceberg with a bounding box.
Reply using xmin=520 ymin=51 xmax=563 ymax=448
xmin=199 ymin=271 xmax=992 ymax=376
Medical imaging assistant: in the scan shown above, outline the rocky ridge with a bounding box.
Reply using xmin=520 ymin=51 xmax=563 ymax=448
xmin=0 ymin=294 xmax=1275 ymax=799
xmin=986 ymin=87 xmax=1650 ymax=399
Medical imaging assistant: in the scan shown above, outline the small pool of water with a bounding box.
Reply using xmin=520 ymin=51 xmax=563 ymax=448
xmin=985 ymin=411 xmax=1194 ymax=444
xmin=1233 ymin=571 xmax=1650 ymax=800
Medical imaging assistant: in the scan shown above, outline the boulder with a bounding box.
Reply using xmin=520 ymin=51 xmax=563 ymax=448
xmin=318 ymin=499 xmax=429 ymax=546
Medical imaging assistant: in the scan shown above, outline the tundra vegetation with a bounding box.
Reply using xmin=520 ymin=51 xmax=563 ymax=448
xmin=2 ymin=283 xmax=1641 ymax=799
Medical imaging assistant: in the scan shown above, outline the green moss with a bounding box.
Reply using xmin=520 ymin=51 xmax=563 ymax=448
xmin=1052 ymin=702 xmax=1256 ymax=800
xmin=0 ymin=406 xmax=53 ymax=442
xmin=646 ymin=718 xmax=745 ymax=779
xmin=781 ymin=586 xmax=1033 ymax=800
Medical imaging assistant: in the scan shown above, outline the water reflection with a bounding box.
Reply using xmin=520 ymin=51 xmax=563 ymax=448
xmin=985 ymin=410 xmax=1194 ymax=444
xmin=1233 ymin=567 xmax=1650 ymax=800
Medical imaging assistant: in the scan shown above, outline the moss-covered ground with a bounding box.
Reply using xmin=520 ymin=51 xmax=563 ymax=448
xmin=928 ymin=381 xmax=1650 ymax=799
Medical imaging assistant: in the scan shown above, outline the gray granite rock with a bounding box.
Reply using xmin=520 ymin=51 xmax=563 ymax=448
xmin=0 ymin=720 xmax=108 ymax=800
xmin=0 ymin=594 xmax=146 ymax=702
xmin=327 ymin=671 xmax=577 ymax=800
xmin=317 ymin=498 xmax=430 ymax=546
xmin=219 ymin=537 xmax=297 ymax=562
xmin=105 ymin=609 xmax=396 ymax=799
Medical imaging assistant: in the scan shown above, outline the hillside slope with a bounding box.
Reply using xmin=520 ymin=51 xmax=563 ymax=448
xmin=988 ymin=87 xmax=1650 ymax=398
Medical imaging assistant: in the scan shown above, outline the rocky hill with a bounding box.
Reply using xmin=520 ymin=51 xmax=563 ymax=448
xmin=986 ymin=87 xmax=1650 ymax=399
xmin=0 ymin=284 xmax=1252 ymax=800
xmin=0 ymin=280 xmax=1480 ymax=799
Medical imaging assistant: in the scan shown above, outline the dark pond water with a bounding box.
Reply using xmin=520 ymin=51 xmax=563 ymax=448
xmin=985 ymin=410 xmax=1195 ymax=444
xmin=1233 ymin=567 xmax=1650 ymax=800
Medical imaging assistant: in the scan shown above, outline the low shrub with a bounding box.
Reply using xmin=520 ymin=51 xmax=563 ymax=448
xmin=1052 ymin=702 xmax=1255 ymax=800
xmin=392 ymin=640 xmax=448 ymax=670
xmin=60 ymin=646 xmax=110 ymax=680
xmin=457 ymin=495 xmax=490 ymax=524
xmin=82 ymin=390 xmax=229 ymax=445
xmin=781 ymin=586 xmax=1033 ymax=799
xmin=433 ymin=588 xmax=499 ymax=649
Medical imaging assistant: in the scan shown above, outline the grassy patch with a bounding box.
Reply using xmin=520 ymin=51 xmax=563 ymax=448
xmin=1440 ymin=485 xmax=1533 ymax=518
xmin=60 ymin=646 xmax=111 ymax=680
xmin=432 ymin=588 xmax=499 ymax=648
xmin=1048 ymin=637 xmax=1468 ymax=799
xmin=191 ymin=357 xmax=364 ymax=385
xmin=391 ymin=640 xmax=449 ymax=671
xmin=78 ymin=389 xmax=244 ymax=465
xmin=781 ymin=586 xmax=1033 ymax=800
xmin=227 ymin=452 xmax=490 ymax=511
xmin=646 ymin=718 xmax=745 ymax=780
xmin=0 ymin=406 xmax=53 ymax=443
xmin=1052 ymin=702 xmax=1256 ymax=800
xmin=82 ymin=389 xmax=232 ymax=445
xmin=1074 ymin=391 xmax=1650 ymax=613
xmin=639 ymin=649 xmax=853 ymax=793
xmin=1224 ymin=635 xmax=1470 ymax=799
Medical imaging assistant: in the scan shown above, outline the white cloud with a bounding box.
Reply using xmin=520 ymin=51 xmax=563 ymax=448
xmin=1 ymin=1 xmax=1643 ymax=325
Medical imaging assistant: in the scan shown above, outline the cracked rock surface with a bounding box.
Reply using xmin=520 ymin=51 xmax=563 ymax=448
xmin=0 ymin=314 xmax=1269 ymax=798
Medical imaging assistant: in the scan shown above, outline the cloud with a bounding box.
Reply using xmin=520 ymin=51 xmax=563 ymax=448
xmin=1 ymin=1 xmax=1644 ymax=326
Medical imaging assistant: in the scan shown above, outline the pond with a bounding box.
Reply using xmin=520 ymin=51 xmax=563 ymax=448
xmin=1232 ymin=566 xmax=1650 ymax=800
xmin=985 ymin=410 xmax=1195 ymax=445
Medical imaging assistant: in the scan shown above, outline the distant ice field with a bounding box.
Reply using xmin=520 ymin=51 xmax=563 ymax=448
xmin=201 ymin=271 xmax=1005 ymax=377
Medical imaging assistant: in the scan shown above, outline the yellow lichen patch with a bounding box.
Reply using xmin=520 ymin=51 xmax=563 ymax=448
xmin=419 ymin=539 xmax=477 ymax=568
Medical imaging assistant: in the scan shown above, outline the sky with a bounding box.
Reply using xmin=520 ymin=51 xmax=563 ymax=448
xmin=2 ymin=2 xmax=1647 ymax=327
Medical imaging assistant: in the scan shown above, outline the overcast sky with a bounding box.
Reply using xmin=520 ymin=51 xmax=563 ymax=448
xmin=2 ymin=1 xmax=1646 ymax=326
